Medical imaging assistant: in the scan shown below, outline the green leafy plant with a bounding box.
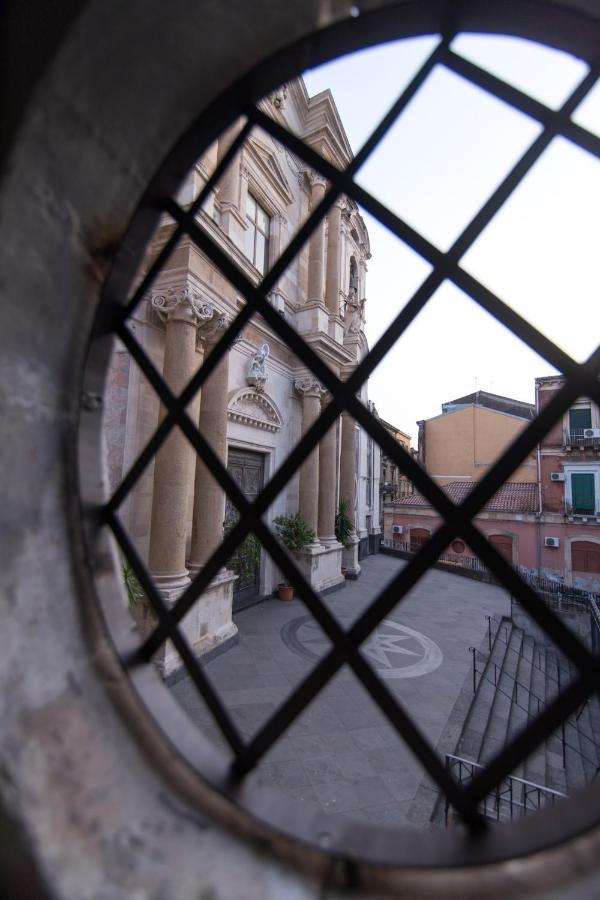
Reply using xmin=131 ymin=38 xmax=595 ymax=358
xmin=335 ymin=499 xmax=354 ymax=548
xmin=273 ymin=513 xmax=315 ymax=552
xmin=224 ymin=515 xmax=261 ymax=585
xmin=122 ymin=559 xmax=146 ymax=609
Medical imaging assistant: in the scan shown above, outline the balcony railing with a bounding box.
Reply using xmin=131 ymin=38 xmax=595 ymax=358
xmin=564 ymin=428 xmax=600 ymax=450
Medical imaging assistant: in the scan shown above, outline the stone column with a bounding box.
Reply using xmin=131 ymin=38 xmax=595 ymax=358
xmin=188 ymin=315 xmax=231 ymax=576
xmin=147 ymin=287 xmax=215 ymax=601
xmin=339 ymin=410 xmax=361 ymax=578
xmin=306 ymin=174 xmax=327 ymax=305
xmin=318 ymin=393 xmax=339 ymax=546
xmin=324 ymin=198 xmax=343 ymax=317
xmin=295 ymin=377 xmax=323 ymax=540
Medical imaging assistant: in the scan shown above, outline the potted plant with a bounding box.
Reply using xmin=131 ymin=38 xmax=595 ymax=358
xmin=335 ymin=500 xmax=354 ymax=577
xmin=273 ymin=512 xmax=316 ymax=600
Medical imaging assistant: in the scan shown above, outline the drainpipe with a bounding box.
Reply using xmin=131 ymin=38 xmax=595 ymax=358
xmin=535 ymin=381 xmax=543 ymax=578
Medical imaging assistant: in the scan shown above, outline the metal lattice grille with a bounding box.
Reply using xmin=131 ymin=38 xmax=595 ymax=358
xmin=88 ymin=26 xmax=600 ymax=839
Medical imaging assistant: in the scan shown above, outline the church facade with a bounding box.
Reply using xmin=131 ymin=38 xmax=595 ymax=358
xmin=104 ymin=79 xmax=381 ymax=673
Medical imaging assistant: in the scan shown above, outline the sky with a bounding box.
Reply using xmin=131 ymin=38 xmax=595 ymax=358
xmin=302 ymin=33 xmax=600 ymax=442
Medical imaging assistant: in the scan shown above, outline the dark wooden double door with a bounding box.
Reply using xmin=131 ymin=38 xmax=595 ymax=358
xmin=226 ymin=449 xmax=265 ymax=608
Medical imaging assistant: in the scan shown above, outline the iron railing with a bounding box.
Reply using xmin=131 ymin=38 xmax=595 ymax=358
xmin=445 ymin=754 xmax=566 ymax=824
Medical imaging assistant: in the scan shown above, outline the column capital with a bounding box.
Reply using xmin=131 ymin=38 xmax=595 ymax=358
xmin=294 ymin=376 xmax=324 ymax=399
xmin=307 ymin=171 xmax=327 ymax=191
xmin=150 ymin=285 xmax=215 ymax=326
xmin=197 ymin=310 xmax=232 ymax=346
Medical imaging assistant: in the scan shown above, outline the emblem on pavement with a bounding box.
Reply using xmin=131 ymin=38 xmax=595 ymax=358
xmin=281 ymin=615 xmax=443 ymax=679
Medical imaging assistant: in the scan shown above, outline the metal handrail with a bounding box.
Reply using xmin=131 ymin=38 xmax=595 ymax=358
xmin=469 ymin=655 xmax=600 ymax=774
xmin=484 ymin=616 xmax=600 ymax=754
xmin=445 ymin=753 xmax=567 ymax=825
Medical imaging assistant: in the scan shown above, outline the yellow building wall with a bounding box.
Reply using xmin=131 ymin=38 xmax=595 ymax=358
xmin=425 ymin=406 xmax=536 ymax=484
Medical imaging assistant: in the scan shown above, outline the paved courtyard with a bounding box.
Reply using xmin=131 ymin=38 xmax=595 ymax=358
xmin=170 ymin=554 xmax=511 ymax=829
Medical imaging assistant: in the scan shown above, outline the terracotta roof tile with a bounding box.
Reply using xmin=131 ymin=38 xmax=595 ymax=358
xmin=395 ymin=481 xmax=537 ymax=512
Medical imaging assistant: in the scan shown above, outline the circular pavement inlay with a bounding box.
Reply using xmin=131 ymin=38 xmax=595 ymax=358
xmin=281 ymin=615 xmax=443 ymax=679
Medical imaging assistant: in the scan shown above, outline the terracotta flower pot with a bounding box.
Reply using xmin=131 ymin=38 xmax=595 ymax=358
xmin=278 ymin=584 xmax=294 ymax=601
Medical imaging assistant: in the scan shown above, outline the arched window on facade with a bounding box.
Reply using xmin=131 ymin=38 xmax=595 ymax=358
xmin=572 ymin=541 xmax=600 ymax=574
xmin=410 ymin=527 xmax=430 ymax=552
xmin=488 ymin=534 xmax=514 ymax=564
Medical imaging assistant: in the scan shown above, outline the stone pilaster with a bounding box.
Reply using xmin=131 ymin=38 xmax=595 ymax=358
xmin=147 ymin=286 xmax=216 ymax=601
xmin=306 ymin=174 xmax=327 ymax=305
xmin=294 ymin=376 xmax=324 ymax=540
xmin=324 ymin=198 xmax=343 ymax=317
xmin=188 ymin=313 xmax=232 ymax=576
xmin=339 ymin=410 xmax=361 ymax=578
xmin=318 ymin=392 xmax=339 ymax=546
xmin=216 ymin=118 xmax=246 ymax=240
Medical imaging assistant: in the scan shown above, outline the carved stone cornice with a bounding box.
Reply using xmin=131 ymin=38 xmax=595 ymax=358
xmin=150 ymin=285 xmax=215 ymax=326
xmin=294 ymin=376 xmax=324 ymax=399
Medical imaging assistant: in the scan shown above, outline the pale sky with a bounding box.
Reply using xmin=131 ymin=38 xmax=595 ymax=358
xmin=302 ymin=33 xmax=600 ymax=442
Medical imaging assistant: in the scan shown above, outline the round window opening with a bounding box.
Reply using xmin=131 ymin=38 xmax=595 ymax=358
xmin=80 ymin=3 xmax=600 ymax=873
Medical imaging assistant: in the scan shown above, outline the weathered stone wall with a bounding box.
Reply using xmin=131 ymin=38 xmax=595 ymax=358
xmin=3 ymin=2 xmax=600 ymax=898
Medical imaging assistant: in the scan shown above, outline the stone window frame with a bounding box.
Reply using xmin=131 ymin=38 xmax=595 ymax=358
xmin=564 ymin=463 xmax=600 ymax=516
xmin=243 ymin=191 xmax=271 ymax=274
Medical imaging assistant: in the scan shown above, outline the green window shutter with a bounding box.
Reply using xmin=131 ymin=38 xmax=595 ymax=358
xmin=571 ymin=473 xmax=595 ymax=514
xmin=569 ymin=408 xmax=592 ymax=431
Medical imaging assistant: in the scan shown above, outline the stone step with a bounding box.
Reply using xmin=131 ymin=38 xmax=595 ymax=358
xmin=522 ymin=638 xmax=549 ymax=789
xmin=455 ymin=618 xmax=513 ymax=765
xmin=480 ymin=625 xmax=524 ymax=765
xmin=547 ymin=651 xmax=586 ymax=794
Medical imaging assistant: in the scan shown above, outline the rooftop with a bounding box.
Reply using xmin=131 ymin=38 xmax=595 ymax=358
xmin=394 ymin=481 xmax=538 ymax=513
xmin=439 ymin=390 xmax=535 ymax=420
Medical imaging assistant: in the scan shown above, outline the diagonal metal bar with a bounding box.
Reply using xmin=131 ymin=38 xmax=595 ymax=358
xmin=235 ymin=623 xmax=484 ymax=830
xmin=145 ymin=198 xmax=596 ymax=659
xmin=120 ymin=118 xmax=254 ymax=322
xmin=107 ymin=300 xmax=258 ymax=512
xmin=462 ymin=524 xmax=600 ymax=679
xmin=443 ymin=48 xmax=600 ymax=161
xmin=251 ymin=105 xmax=581 ymax=382
xmin=464 ymin=673 xmax=593 ymax=807
xmin=107 ymin=509 xmax=246 ymax=756
xmin=165 ymin=203 xmax=465 ymax=524
xmin=237 ymin=522 xmax=454 ymax=762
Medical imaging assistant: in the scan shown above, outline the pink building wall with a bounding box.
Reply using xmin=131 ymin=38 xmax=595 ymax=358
xmin=390 ymin=509 xmax=600 ymax=593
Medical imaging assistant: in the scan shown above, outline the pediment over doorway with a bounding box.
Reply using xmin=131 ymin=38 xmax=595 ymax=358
xmin=227 ymin=388 xmax=283 ymax=432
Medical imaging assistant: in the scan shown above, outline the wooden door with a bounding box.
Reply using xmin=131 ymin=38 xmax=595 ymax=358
xmin=226 ymin=449 xmax=264 ymax=606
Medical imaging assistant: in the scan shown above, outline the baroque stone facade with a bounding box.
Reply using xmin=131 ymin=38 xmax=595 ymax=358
xmin=106 ymin=78 xmax=381 ymax=672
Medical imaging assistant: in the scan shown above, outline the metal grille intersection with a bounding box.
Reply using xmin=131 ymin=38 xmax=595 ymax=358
xmin=93 ymin=29 xmax=600 ymax=833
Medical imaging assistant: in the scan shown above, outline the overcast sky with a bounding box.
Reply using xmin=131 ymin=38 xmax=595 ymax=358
xmin=303 ymin=33 xmax=600 ymax=441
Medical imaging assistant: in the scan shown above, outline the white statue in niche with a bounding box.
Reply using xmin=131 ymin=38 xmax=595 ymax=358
xmin=344 ymin=294 xmax=366 ymax=335
xmin=246 ymin=342 xmax=270 ymax=392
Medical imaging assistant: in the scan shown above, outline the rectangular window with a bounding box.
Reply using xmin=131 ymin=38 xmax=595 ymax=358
xmin=569 ymin=407 xmax=592 ymax=438
xmin=244 ymin=194 xmax=270 ymax=274
xmin=571 ymin=472 xmax=595 ymax=514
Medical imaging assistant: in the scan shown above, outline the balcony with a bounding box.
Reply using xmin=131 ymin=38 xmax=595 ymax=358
xmin=563 ymin=428 xmax=600 ymax=451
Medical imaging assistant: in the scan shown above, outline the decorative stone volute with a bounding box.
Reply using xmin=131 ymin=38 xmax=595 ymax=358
xmin=294 ymin=376 xmax=324 ymax=399
xmin=197 ymin=310 xmax=232 ymax=346
xmin=150 ymin=284 xmax=215 ymax=325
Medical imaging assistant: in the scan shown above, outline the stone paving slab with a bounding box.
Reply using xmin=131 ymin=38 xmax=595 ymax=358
xmin=170 ymin=553 xmax=510 ymax=830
